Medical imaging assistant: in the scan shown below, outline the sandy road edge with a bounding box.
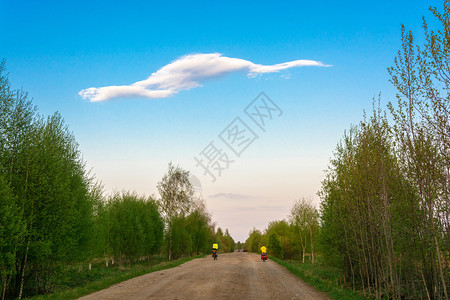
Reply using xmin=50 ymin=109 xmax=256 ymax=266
xmin=269 ymin=256 xmax=334 ymax=299
xmin=35 ymin=255 xmax=207 ymax=300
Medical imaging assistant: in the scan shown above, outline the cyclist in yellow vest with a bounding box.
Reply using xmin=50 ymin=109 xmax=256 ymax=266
xmin=260 ymin=245 xmax=267 ymax=254
xmin=260 ymin=245 xmax=268 ymax=261
xmin=212 ymin=242 xmax=218 ymax=257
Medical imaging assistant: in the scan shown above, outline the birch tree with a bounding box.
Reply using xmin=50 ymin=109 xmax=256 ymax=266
xmin=289 ymin=197 xmax=319 ymax=264
xmin=157 ymin=163 xmax=194 ymax=260
xmin=388 ymin=2 xmax=450 ymax=297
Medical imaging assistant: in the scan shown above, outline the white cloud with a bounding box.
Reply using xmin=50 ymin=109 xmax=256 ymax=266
xmin=79 ymin=86 xmax=174 ymax=102
xmin=79 ymin=53 xmax=330 ymax=102
xmin=208 ymin=193 xmax=258 ymax=200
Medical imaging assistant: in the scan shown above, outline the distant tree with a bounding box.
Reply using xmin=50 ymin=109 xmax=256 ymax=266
xmin=86 ymin=182 xmax=110 ymax=265
xmin=387 ymin=2 xmax=450 ymax=296
xmin=289 ymin=198 xmax=319 ymax=263
xmin=169 ymin=216 xmax=192 ymax=259
xmin=216 ymin=227 xmax=224 ymax=238
xmin=157 ymin=163 xmax=194 ymax=259
xmin=264 ymin=220 xmax=295 ymax=259
xmin=218 ymin=229 xmax=235 ymax=253
xmin=244 ymin=228 xmax=262 ymax=253
xmin=108 ymin=192 xmax=163 ymax=263
xmin=268 ymin=233 xmax=283 ymax=259
xmin=319 ymin=106 xmax=427 ymax=298
xmin=187 ymin=201 xmax=214 ymax=255
xmin=0 ymin=176 xmax=25 ymax=300
xmin=236 ymin=241 xmax=242 ymax=251
xmin=12 ymin=114 xmax=94 ymax=297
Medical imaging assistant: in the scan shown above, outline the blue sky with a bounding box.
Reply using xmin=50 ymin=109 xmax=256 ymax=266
xmin=0 ymin=0 xmax=442 ymax=242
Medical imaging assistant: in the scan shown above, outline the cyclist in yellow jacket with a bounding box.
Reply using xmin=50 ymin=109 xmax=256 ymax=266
xmin=212 ymin=242 xmax=219 ymax=260
xmin=260 ymin=245 xmax=267 ymax=255
xmin=260 ymin=245 xmax=268 ymax=262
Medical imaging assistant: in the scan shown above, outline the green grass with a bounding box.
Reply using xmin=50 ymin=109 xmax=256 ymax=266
xmin=270 ymin=257 xmax=370 ymax=300
xmin=28 ymin=255 xmax=205 ymax=300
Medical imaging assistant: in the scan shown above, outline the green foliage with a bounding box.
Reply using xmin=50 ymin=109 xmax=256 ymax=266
xmin=0 ymin=62 xmax=224 ymax=299
xmin=0 ymin=175 xmax=25 ymax=296
xmin=289 ymin=198 xmax=319 ymax=262
xmin=157 ymin=163 xmax=195 ymax=221
xmin=268 ymin=233 xmax=283 ymax=259
xmin=319 ymin=107 xmax=419 ymax=298
xmin=217 ymin=228 xmax=235 ymax=253
xmin=385 ymin=3 xmax=450 ymax=298
xmin=157 ymin=164 xmax=220 ymax=259
xmin=86 ymin=183 xmax=110 ymax=261
xmin=187 ymin=206 xmax=214 ymax=255
xmin=29 ymin=255 xmax=205 ymax=300
xmin=167 ymin=215 xmax=192 ymax=259
xmin=160 ymin=200 xmax=216 ymax=259
xmin=0 ymin=62 xmax=96 ymax=298
xmin=317 ymin=2 xmax=450 ymax=298
xmin=265 ymin=220 xmax=295 ymax=259
xmin=245 ymin=210 xmax=319 ymax=262
xmin=235 ymin=241 xmax=242 ymax=251
xmin=157 ymin=163 xmax=195 ymax=259
xmin=244 ymin=228 xmax=262 ymax=252
xmin=107 ymin=192 xmax=163 ymax=262
xmin=0 ymin=61 xmax=96 ymax=298
xmin=13 ymin=113 xmax=95 ymax=296
xmin=270 ymin=257 xmax=370 ymax=300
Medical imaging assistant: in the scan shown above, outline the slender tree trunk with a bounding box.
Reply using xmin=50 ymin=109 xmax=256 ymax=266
xmin=9 ymin=156 xmax=14 ymax=183
xmin=431 ymin=217 xmax=448 ymax=299
xmin=348 ymin=255 xmax=355 ymax=290
xmin=168 ymin=229 xmax=172 ymax=261
xmin=421 ymin=268 xmax=431 ymax=300
xmin=18 ymin=163 xmax=31 ymax=300
xmin=309 ymin=227 xmax=314 ymax=264
xmin=342 ymin=226 xmax=355 ymax=289
xmin=301 ymin=232 xmax=306 ymax=264
xmin=382 ymin=172 xmax=399 ymax=299
xmin=302 ymin=245 xmax=306 ymax=264
xmin=298 ymin=230 xmax=305 ymax=263
xmin=2 ymin=276 xmax=7 ymax=300
xmin=17 ymin=238 xmax=30 ymax=300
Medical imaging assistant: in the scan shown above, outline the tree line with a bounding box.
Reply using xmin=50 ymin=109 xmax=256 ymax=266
xmin=246 ymin=3 xmax=449 ymax=299
xmin=319 ymin=3 xmax=449 ymax=299
xmin=244 ymin=197 xmax=319 ymax=262
xmin=0 ymin=63 xmax=234 ymax=299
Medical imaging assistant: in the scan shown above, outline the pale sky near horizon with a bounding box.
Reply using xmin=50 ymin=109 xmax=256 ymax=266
xmin=0 ymin=0 xmax=442 ymax=242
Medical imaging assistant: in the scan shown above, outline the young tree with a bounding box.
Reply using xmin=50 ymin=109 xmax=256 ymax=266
xmin=0 ymin=176 xmax=25 ymax=300
xmin=107 ymin=192 xmax=163 ymax=263
xmin=264 ymin=220 xmax=295 ymax=259
xmin=187 ymin=201 xmax=214 ymax=255
xmin=0 ymin=64 xmax=96 ymax=297
xmin=157 ymin=163 xmax=194 ymax=259
xmin=12 ymin=114 xmax=94 ymax=297
xmin=388 ymin=2 xmax=450 ymax=297
xmin=289 ymin=198 xmax=319 ymax=263
xmin=218 ymin=229 xmax=235 ymax=253
xmin=319 ymin=106 xmax=430 ymax=298
xmin=236 ymin=241 xmax=242 ymax=251
xmin=267 ymin=233 xmax=282 ymax=259
xmin=245 ymin=228 xmax=262 ymax=253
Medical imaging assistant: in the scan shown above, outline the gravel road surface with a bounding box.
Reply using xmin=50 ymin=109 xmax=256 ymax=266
xmin=79 ymin=252 xmax=328 ymax=300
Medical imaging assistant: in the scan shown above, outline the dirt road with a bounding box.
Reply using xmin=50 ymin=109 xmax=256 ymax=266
xmin=79 ymin=252 xmax=328 ymax=300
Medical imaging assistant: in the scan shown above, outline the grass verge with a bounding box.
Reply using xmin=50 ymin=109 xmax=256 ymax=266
xmin=270 ymin=257 xmax=370 ymax=300
xmin=28 ymin=255 xmax=205 ymax=300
